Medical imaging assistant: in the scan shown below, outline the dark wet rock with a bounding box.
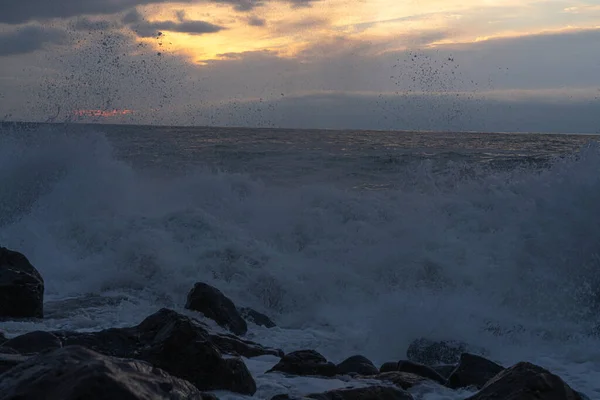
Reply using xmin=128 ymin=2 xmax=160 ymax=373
xmin=336 ymin=355 xmax=378 ymax=376
xmin=185 ymin=282 xmax=247 ymax=335
xmin=267 ymin=350 xmax=337 ymax=377
xmin=137 ymin=310 xmax=256 ymax=395
xmin=0 ymin=247 xmax=44 ymax=319
xmin=307 ymin=386 xmax=414 ymax=400
xmin=56 ymin=327 xmax=139 ymax=357
xmin=0 ymin=352 xmax=29 ymax=374
xmin=0 ymin=345 xmax=215 ymax=399
xmin=465 ymin=361 xmax=584 ymax=400
xmin=396 ymin=360 xmax=447 ymax=384
xmin=432 ymin=364 xmax=456 ymax=379
xmin=367 ymin=371 xmax=431 ymax=390
xmin=2 ymin=331 xmax=62 ymax=354
xmin=239 ymin=307 xmax=276 ymax=328
xmin=446 ymin=353 xmax=504 ymax=389
xmin=380 ymin=361 xmax=398 ymax=373
xmin=54 ymin=308 xmax=257 ymax=395
xmin=406 ymin=338 xmax=486 ymax=365
xmin=0 ymin=332 xmax=6 ymax=344
xmin=209 ymin=332 xmax=283 ymax=358
xmin=380 ymin=360 xmax=448 ymax=384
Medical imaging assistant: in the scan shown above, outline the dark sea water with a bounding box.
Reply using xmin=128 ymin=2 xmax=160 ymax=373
xmin=1 ymin=122 xmax=599 ymax=399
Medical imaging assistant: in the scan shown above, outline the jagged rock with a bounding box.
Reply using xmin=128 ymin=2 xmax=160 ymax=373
xmin=239 ymin=307 xmax=276 ymax=328
xmin=432 ymin=364 xmax=456 ymax=379
xmin=406 ymin=338 xmax=486 ymax=365
xmin=0 ymin=247 xmax=44 ymax=319
xmin=0 ymin=352 xmax=29 ymax=374
xmin=336 ymin=355 xmax=379 ymax=376
xmin=54 ymin=308 xmax=257 ymax=395
xmin=136 ymin=310 xmax=256 ymax=395
xmin=367 ymin=371 xmax=431 ymax=390
xmin=0 ymin=345 xmax=217 ymax=399
xmin=56 ymin=327 xmax=139 ymax=357
xmin=185 ymin=282 xmax=247 ymax=335
xmin=267 ymin=350 xmax=337 ymax=377
xmin=307 ymin=386 xmax=414 ymax=400
xmin=2 ymin=331 xmax=62 ymax=354
xmin=209 ymin=332 xmax=283 ymax=358
xmin=446 ymin=353 xmax=504 ymax=389
xmin=465 ymin=362 xmax=584 ymax=400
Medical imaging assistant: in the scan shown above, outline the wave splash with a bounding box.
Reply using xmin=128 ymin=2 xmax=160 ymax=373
xmin=1 ymin=124 xmax=599 ymax=360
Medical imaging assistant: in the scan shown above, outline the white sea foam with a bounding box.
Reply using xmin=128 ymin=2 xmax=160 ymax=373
xmin=0 ymin=125 xmax=599 ymax=398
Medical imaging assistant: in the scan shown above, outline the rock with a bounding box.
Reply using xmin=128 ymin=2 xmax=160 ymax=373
xmin=396 ymin=360 xmax=447 ymax=384
xmin=0 ymin=247 xmax=44 ymax=319
xmin=239 ymin=307 xmax=276 ymax=328
xmin=2 ymin=331 xmax=62 ymax=354
xmin=0 ymin=347 xmax=19 ymax=354
xmin=0 ymin=345 xmax=216 ymax=399
xmin=0 ymin=352 xmax=29 ymax=374
xmin=432 ymin=364 xmax=456 ymax=379
xmin=307 ymin=386 xmax=414 ymax=400
xmin=55 ymin=308 xmax=257 ymax=395
xmin=446 ymin=353 xmax=504 ymax=389
xmin=465 ymin=361 xmax=584 ymax=400
xmin=367 ymin=371 xmax=431 ymax=390
xmin=406 ymin=338 xmax=486 ymax=365
xmin=209 ymin=332 xmax=283 ymax=358
xmin=185 ymin=282 xmax=247 ymax=335
xmin=380 ymin=361 xmax=398 ymax=373
xmin=336 ymin=355 xmax=379 ymax=376
xmin=0 ymin=332 xmax=5 ymax=344
xmin=267 ymin=350 xmax=337 ymax=377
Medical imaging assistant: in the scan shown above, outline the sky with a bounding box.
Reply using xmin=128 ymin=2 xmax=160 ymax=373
xmin=0 ymin=0 xmax=599 ymax=132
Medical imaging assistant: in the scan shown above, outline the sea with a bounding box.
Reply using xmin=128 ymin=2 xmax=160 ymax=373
xmin=1 ymin=122 xmax=599 ymax=399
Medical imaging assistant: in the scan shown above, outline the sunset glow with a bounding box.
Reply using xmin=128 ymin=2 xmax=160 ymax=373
xmin=73 ymin=109 xmax=134 ymax=118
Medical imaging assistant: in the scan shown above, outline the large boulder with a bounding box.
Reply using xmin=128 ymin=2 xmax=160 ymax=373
xmin=267 ymin=350 xmax=337 ymax=377
xmin=446 ymin=353 xmax=504 ymax=389
xmin=135 ymin=309 xmax=256 ymax=395
xmin=336 ymin=355 xmax=379 ymax=376
xmin=406 ymin=338 xmax=486 ymax=366
xmin=239 ymin=307 xmax=276 ymax=328
xmin=0 ymin=247 xmax=44 ymax=319
xmin=2 ymin=331 xmax=62 ymax=354
xmin=0 ymin=345 xmax=216 ymax=400
xmin=185 ymin=282 xmax=247 ymax=335
xmin=465 ymin=362 xmax=583 ymax=400
xmin=54 ymin=308 xmax=257 ymax=395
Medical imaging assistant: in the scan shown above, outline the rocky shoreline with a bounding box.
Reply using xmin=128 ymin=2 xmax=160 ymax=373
xmin=0 ymin=246 xmax=590 ymax=399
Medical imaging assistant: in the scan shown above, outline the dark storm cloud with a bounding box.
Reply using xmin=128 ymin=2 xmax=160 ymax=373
xmin=1 ymin=0 xmax=318 ymax=24
xmin=71 ymin=17 xmax=115 ymax=31
xmin=0 ymin=0 xmax=186 ymax=24
xmin=119 ymin=9 xmax=224 ymax=37
xmin=0 ymin=25 xmax=67 ymax=56
xmin=130 ymin=20 xmax=225 ymax=37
